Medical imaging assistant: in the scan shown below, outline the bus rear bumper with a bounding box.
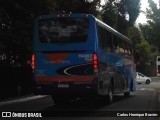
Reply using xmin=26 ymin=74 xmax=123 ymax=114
xmin=33 ymin=81 xmax=97 ymax=96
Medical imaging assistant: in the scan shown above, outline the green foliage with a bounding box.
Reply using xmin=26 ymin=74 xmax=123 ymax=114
xmin=135 ymin=39 xmax=160 ymax=76
xmin=53 ymin=0 xmax=100 ymax=15
xmin=135 ymin=0 xmax=160 ymax=76
xmin=101 ymin=0 xmax=119 ymax=28
xmin=126 ymin=26 xmax=142 ymax=44
xmin=136 ymin=40 xmax=159 ymax=61
xmin=101 ymin=0 xmax=140 ymax=34
xmin=139 ymin=0 xmax=160 ymax=48
xmin=0 ymin=0 xmax=100 ymax=67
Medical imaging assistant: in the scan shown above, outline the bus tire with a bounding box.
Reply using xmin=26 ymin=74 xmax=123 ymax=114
xmin=107 ymin=87 xmax=114 ymax=103
xmin=99 ymin=85 xmax=113 ymax=104
xmin=124 ymin=79 xmax=132 ymax=97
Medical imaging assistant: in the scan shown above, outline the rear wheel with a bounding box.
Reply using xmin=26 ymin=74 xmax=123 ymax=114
xmin=124 ymin=79 xmax=133 ymax=97
xmin=100 ymin=85 xmax=114 ymax=104
xmin=107 ymin=88 xmax=113 ymax=103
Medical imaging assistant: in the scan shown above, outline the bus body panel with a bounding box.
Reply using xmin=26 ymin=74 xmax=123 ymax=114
xmin=33 ymin=14 xmax=100 ymax=96
xmin=96 ymin=20 xmax=135 ymax=93
xmin=33 ymin=14 xmax=136 ymax=98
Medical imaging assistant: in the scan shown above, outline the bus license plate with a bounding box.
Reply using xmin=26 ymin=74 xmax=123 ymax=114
xmin=58 ymin=84 xmax=69 ymax=88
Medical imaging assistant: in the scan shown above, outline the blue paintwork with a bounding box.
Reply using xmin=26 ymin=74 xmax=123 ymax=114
xmin=33 ymin=14 xmax=136 ymax=95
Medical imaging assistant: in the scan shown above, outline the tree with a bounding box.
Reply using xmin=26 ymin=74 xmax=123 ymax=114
xmin=126 ymin=26 xmax=142 ymax=44
xmin=0 ymin=0 xmax=101 ymax=97
xmin=0 ymin=0 xmax=60 ymax=97
xmin=54 ymin=0 xmax=100 ymax=15
xmin=135 ymin=39 xmax=159 ymax=76
xmin=101 ymin=0 xmax=140 ymax=34
xmin=136 ymin=40 xmax=157 ymax=61
xmin=101 ymin=0 xmax=118 ymax=28
xmin=139 ymin=0 xmax=160 ymax=48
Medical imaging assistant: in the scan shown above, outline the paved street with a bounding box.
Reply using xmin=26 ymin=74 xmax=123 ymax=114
xmin=0 ymin=77 xmax=160 ymax=120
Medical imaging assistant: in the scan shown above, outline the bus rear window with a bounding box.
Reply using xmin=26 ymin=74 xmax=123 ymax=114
xmin=39 ymin=17 xmax=89 ymax=43
xmin=158 ymin=57 xmax=160 ymax=61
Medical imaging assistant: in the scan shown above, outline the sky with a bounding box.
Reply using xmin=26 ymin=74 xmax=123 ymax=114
xmin=136 ymin=0 xmax=159 ymax=24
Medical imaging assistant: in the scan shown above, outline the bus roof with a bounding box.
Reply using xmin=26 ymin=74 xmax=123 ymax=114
xmin=95 ymin=18 xmax=133 ymax=44
xmin=37 ymin=14 xmax=94 ymax=19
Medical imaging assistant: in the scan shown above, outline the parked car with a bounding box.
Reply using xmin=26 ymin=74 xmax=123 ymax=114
xmin=136 ymin=72 xmax=152 ymax=84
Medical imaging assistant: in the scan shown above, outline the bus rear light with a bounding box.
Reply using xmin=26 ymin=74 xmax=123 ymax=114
xmin=93 ymin=53 xmax=98 ymax=69
xmin=32 ymin=54 xmax=35 ymax=70
xmin=94 ymin=53 xmax=98 ymax=60
xmin=156 ymin=69 xmax=158 ymax=76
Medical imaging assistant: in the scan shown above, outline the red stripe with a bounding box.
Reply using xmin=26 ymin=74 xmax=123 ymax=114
xmin=35 ymin=76 xmax=94 ymax=82
xmin=46 ymin=53 xmax=68 ymax=64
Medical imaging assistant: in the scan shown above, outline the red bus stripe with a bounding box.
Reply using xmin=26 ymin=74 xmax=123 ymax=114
xmin=35 ymin=76 xmax=94 ymax=82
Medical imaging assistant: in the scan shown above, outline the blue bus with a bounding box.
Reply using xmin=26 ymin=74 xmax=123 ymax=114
xmin=32 ymin=14 xmax=136 ymax=104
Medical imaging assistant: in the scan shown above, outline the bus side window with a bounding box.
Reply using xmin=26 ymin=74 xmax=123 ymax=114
xmin=97 ymin=24 xmax=107 ymax=50
xmin=128 ymin=44 xmax=132 ymax=56
xmin=119 ymin=40 xmax=124 ymax=55
xmin=106 ymin=30 xmax=112 ymax=52
xmin=124 ymin=42 xmax=130 ymax=57
xmin=112 ymin=34 xmax=119 ymax=53
xmin=97 ymin=25 xmax=103 ymax=49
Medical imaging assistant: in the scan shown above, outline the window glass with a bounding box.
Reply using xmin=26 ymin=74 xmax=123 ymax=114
xmin=97 ymin=23 xmax=132 ymax=56
xmin=39 ymin=17 xmax=89 ymax=43
xmin=128 ymin=44 xmax=133 ymax=56
xmin=98 ymin=25 xmax=105 ymax=50
xmin=119 ymin=40 xmax=124 ymax=55
xmin=106 ymin=30 xmax=112 ymax=52
xmin=112 ymin=34 xmax=119 ymax=53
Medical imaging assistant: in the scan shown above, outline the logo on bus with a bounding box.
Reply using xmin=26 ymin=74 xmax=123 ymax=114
xmin=78 ymin=54 xmax=93 ymax=62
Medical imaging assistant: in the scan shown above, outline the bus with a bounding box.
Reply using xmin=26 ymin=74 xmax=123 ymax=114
xmin=156 ymin=56 xmax=160 ymax=76
xmin=32 ymin=14 xmax=136 ymax=104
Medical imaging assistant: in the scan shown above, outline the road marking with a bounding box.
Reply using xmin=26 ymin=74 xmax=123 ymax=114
xmin=0 ymin=95 xmax=47 ymax=106
xmin=138 ymin=88 xmax=155 ymax=91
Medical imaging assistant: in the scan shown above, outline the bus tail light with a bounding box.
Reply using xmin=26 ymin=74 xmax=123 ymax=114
xmin=32 ymin=54 xmax=35 ymax=70
xmin=156 ymin=69 xmax=158 ymax=76
xmin=93 ymin=53 xmax=98 ymax=72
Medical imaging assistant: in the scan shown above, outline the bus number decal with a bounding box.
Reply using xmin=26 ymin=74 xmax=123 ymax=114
xmin=78 ymin=54 xmax=93 ymax=62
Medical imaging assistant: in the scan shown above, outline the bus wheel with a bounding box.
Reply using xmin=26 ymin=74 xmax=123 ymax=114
xmin=99 ymin=86 xmax=113 ymax=104
xmin=107 ymin=88 xmax=113 ymax=103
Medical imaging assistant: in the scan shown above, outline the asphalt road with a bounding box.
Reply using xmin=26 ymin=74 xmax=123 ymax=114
xmin=0 ymin=77 xmax=160 ymax=120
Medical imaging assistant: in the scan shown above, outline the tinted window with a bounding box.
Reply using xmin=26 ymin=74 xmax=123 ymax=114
xmin=112 ymin=34 xmax=119 ymax=53
xmin=97 ymin=24 xmax=113 ymax=52
xmin=138 ymin=73 xmax=144 ymax=77
xmin=119 ymin=40 xmax=124 ymax=55
xmin=39 ymin=17 xmax=89 ymax=43
xmin=158 ymin=57 xmax=160 ymax=61
xmin=97 ymin=23 xmax=131 ymax=56
xmin=97 ymin=25 xmax=107 ymax=50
